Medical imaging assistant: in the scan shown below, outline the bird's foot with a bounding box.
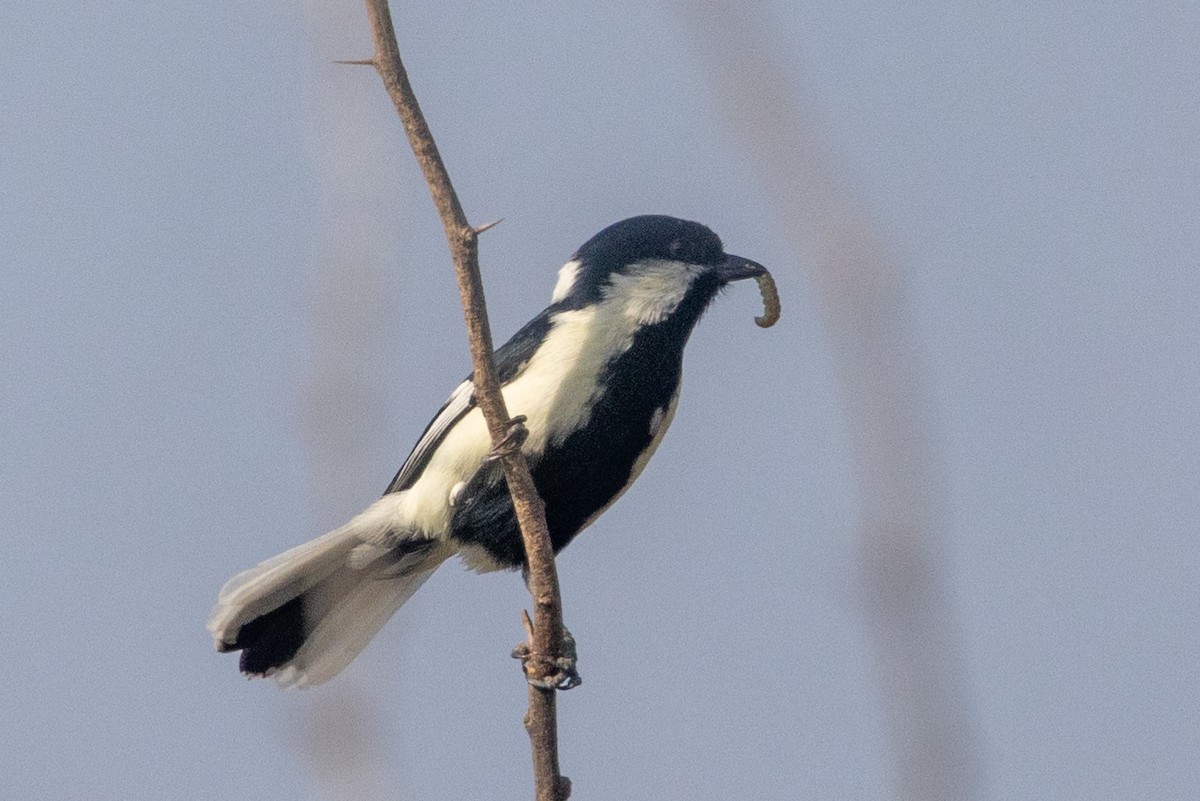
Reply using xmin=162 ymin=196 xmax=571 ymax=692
xmin=485 ymin=415 xmax=529 ymax=463
xmin=512 ymin=627 xmax=581 ymax=690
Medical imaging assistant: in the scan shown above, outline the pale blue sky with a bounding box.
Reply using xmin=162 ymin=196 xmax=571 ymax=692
xmin=3 ymin=3 xmax=1197 ymax=800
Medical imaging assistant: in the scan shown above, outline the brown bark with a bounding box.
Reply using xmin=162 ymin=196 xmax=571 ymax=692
xmin=353 ymin=2 xmax=571 ymax=798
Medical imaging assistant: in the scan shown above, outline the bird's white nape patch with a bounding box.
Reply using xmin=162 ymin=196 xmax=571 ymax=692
xmin=604 ymin=259 xmax=703 ymax=325
xmin=551 ymin=259 xmax=582 ymax=303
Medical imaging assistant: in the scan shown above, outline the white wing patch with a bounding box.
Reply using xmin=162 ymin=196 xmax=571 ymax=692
xmin=388 ymin=379 xmax=475 ymax=493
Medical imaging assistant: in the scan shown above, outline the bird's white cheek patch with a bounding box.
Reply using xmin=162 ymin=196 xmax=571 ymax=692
xmin=604 ymin=260 xmax=702 ymax=325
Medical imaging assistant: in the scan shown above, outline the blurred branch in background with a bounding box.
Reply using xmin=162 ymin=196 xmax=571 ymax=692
xmin=293 ymin=687 xmax=397 ymax=801
xmin=673 ymin=3 xmax=981 ymax=799
xmin=289 ymin=2 xmax=403 ymax=798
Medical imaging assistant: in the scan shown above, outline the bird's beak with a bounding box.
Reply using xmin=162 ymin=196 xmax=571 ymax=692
xmin=714 ymin=253 xmax=767 ymax=283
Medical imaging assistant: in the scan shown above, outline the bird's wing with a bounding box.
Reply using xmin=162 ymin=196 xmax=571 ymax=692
xmin=383 ymin=309 xmax=555 ymax=495
xmin=384 ymin=379 xmax=475 ymax=495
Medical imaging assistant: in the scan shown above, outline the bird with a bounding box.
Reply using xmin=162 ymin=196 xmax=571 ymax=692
xmin=208 ymin=214 xmax=774 ymax=688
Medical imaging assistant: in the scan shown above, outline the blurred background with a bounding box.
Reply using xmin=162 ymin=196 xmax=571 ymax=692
xmin=2 ymin=2 xmax=1197 ymax=799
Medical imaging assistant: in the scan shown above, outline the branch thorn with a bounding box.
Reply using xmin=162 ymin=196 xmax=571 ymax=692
xmin=473 ymin=218 xmax=504 ymax=235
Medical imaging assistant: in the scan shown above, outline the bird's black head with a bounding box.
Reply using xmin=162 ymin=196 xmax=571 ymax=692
xmin=549 ymin=216 xmax=766 ymax=330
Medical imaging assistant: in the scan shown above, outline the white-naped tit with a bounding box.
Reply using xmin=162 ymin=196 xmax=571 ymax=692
xmin=208 ymin=214 xmax=773 ymax=688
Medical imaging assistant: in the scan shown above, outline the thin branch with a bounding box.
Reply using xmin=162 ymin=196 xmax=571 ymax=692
xmin=355 ymin=2 xmax=570 ymax=800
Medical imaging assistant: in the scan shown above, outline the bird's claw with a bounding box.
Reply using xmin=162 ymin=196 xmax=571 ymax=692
xmin=512 ymin=630 xmax=581 ymax=690
xmin=485 ymin=415 xmax=529 ymax=463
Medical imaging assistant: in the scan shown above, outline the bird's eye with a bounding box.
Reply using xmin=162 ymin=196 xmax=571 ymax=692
xmin=668 ymin=239 xmax=684 ymax=256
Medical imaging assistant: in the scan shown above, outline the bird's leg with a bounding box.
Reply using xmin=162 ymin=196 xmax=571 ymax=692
xmin=512 ymin=610 xmax=581 ymax=690
xmin=498 ymin=435 xmax=577 ymax=690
